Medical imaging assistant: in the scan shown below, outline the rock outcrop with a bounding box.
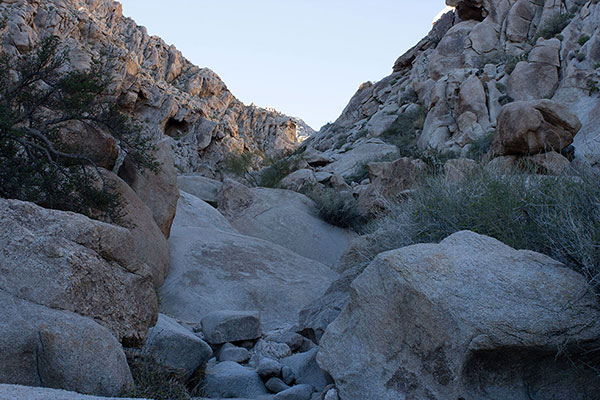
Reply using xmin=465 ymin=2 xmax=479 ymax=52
xmin=318 ymin=231 xmax=600 ymax=400
xmin=0 ymin=385 xmax=148 ymax=400
xmin=0 ymin=0 xmax=311 ymax=178
xmin=301 ymin=0 xmax=600 ymax=173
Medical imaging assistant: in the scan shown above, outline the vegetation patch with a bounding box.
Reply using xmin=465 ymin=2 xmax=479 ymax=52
xmin=381 ymin=106 xmax=427 ymax=156
xmin=0 ymin=36 xmax=158 ymax=220
xmin=367 ymin=167 xmax=600 ymax=294
xmin=534 ymin=13 xmax=573 ymax=41
xmin=302 ymin=185 xmax=365 ymax=231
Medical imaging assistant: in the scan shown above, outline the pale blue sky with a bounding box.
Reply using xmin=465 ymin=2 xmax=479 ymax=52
xmin=119 ymin=1 xmax=449 ymax=130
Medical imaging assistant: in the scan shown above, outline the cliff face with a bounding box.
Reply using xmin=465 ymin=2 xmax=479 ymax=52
xmin=306 ymin=0 xmax=600 ymax=165
xmin=0 ymin=0 xmax=313 ymax=176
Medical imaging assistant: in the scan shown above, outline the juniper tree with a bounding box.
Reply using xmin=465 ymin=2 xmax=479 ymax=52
xmin=0 ymin=36 xmax=158 ymax=218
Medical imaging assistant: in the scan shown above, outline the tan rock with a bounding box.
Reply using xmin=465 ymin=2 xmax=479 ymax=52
xmin=0 ymin=199 xmax=157 ymax=344
xmin=492 ymin=100 xmax=582 ymax=156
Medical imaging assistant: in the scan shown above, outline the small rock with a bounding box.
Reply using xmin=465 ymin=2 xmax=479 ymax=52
xmin=281 ymin=348 xmax=331 ymax=392
xmin=265 ymin=377 xmax=291 ymax=393
xmin=253 ymin=339 xmax=293 ymax=360
xmin=281 ymin=366 xmax=295 ymax=386
xmin=257 ymin=358 xmax=282 ymax=379
xmin=264 ymin=331 xmax=304 ymax=352
xmin=273 ymin=384 xmax=314 ymax=400
xmin=203 ymin=361 xmax=267 ymax=398
xmin=201 ymin=310 xmax=262 ymax=344
xmin=142 ymin=314 xmax=212 ymax=379
xmin=323 ymin=387 xmax=340 ymax=400
xmin=218 ymin=343 xmax=250 ymax=363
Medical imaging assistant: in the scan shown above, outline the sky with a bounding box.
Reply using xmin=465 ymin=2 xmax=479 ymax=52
xmin=119 ymin=1 xmax=449 ymax=130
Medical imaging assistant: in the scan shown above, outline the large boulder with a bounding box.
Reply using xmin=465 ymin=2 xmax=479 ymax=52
xmin=0 ymin=199 xmax=157 ymax=344
xmin=492 ymin=99 xmax=582 ymax=156
xmin=174 ymin=190 xmax=236 ymax=233
xmin=320 ymin=141 xmax=398 ymax=178
xmin=177 ymin=174 xmax=223 ymax=205
xmin=217 ymin=180 xmax=356 ymax=267
xmin=0 ymin=291 xmax=133 ymax=396
xmin=100 ymin=170 xmax=171 ymax=286
xmin=0 ymin=385 xmax=148 ymax=400
xmin=202 ymin=361 xmax=268 ymax=398
xmin=318 ymin=231 xmax=600 ymax=400
xmin=160 ymin=225 xmax=338 ymax=331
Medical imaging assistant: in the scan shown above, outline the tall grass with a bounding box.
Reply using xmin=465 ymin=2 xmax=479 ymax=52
xmin=364 ymin=167 xmax=600 ymax=291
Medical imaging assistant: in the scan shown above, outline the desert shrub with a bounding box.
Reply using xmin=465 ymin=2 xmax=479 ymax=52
xmin=259 ymin=152 xmax=298 ymax=188
xmin=223 ymin=151 xmax=257 ymax=177
xmin=399 ymin=87 xmax=419 ymax=105
xmin=505 ymin=53 xmax=527 ymax=74
xmin=368 ymin=168 xmax=600 ymax=293
xmin=474 ymin=50 xmax=509 ymax=69
xmin=587 ymin=79 xmax=600 ymax=96
xmin=381 ymin=106 xmax=427 ymax=155
xmin=0 ymin=36 xmax=158 ymax=219
xmin=466 ymin=132 xmax=494 ymax=161
xmin=303 ymin=185 xmax=365 ymax=230
xmin=495 ymin=82 xmax=506 ymax=93
xmin=123 ymin=353 xmax=195 ymax=400
xmin=534 ymin=13 xmax=573 ymax=41
xmin=579 ymin=34 xmax=591 ymax=45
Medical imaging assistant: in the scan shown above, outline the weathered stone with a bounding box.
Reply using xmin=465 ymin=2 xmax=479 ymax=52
xmin=203 ymin=361 xmax=267 ymax=398
xmin=201 ymin=311 xmax=262 ymax=345
xmin=492 ymin=100 xmax=582 ymax=156
xmin=443 ymin=158 xmax=479 ymax=181
xmin=263 ymin=331 xmax=304 ymax=352
xmin=174 ymin=190 xmax=236 ymax=233
xmin=0 ymin=291 xmax=133 ymax=397
xmin=142 ymin=314 xmax=212 ymax=379
xmin=318 ymin=231 xmax=600 ymax=400
xmin=0 ymin=385 xmax=148 ymax=400
xmin=218 ymin=343 xmax=251 ymax=363
xmin=176 ymin=174 xmax=223 ymax=205
xmin=99 ymin=169 xmax=170 ymax=287
xmin=273 ymin=384 xmax=314 ymax=400
xmin=281 ymin=349 xmax=331 ymax=393
xmin=252 ymin=340 xmax=293 ymax=361
xmin=265 ymin=377 xmax=290 ymax=394
xmin=257 ymin=358 xmax=282 ymax=380
xmin=280 ymin=169 xmax=318 ymax=192
xmin=217 ymin=180 xmax=355 ymax=267
xmin=0 ymin=199 xmax=157 ymax=344
xmin=281 ymin=366 xmax=296 ymax=386
xmin=358 ymin=157 xmax=425 ymax=215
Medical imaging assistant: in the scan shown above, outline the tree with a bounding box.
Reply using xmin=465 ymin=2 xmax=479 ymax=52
xmin=0 ymin=36 xmax=159 ymax=219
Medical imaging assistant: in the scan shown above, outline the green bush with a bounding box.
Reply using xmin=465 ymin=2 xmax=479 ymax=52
xmin=381 ymin=106 xmax=427 ymax=155
xmin=534 ymin=13 xmax=573 ymax=41
xmin=368 ymin=168 xmax=600 ymax=293
xmin=0 ymin=36 xmax=158 ymax=219
xmin=466 ymin=132 xmax=494 ymax=161
xmin=303 ymin=186 xmax=365 ymax=231
xmin=223 ymin=151 xmax=257 ymax=177
xmin=259 ymin=152 xmax=298 ymax=188
xmin=578 ymin=34 xmax=591 ymax=46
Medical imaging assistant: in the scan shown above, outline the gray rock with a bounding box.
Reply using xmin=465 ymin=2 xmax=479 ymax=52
xmin=0 ymin=384 xmax=148 ymax=400
xmin=202 ymin=361 xmax=267 ymax=398
xmin=161 ymin=226 xmax=337 ymax=331
xmin=201 ymin=311 xmax=262 ymax=345
xmin=177 ymin=174 xmax=223 ymax=205
xmin=0 ymin=198 xmax=157 ymax=344
xmin=273 ymin=384 xmax=314 ymax=400
xmin=265 ymin=377 xmax=290 ymax=393
xmin=252 ymin=340 xmax=293 ymax=361
xmin=142 ymin=314 xmax=212 ymax=379
xmin=0 ymin=291 xmax=133 ymax=396
xmin=281 ymin=349 xmax=331 ymax=393
xmin=318 ymin=231 xmax=600 ymax=400
xmin=264 ymin=331 xmax=304 ymax=352
xmin=217 ymin=180 xmax=356 ymax=267
xmin=218 ymin=343 xmax=251 ymax=363
xmin=257 ymin=358 xmax=282 ymax=380
xmin=173 ymin=190 xmax=236 ymax=233
xmin=281 ymin=366 xmax=296 ymax=386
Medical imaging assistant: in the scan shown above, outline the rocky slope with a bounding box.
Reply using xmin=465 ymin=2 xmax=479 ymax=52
xmin=0 ymin=0 xmax=312 ymax=177
xmin=301 ymin=0 xmax=600 ymax=178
